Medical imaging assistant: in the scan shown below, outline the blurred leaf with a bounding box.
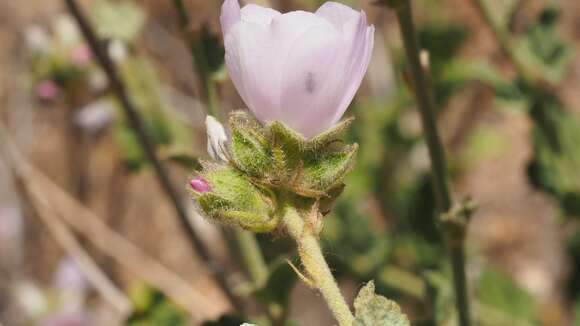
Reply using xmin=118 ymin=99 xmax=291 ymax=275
xmin=474 ymin=267 xmax=537 ymax=322
xmin=323 ymin=200 xmax=391 ymax=277
xmin=515 ymin=5 xmax=571 ymax=83
xmin=92 ymin=0 xmax=146 ymax=42
xmin=529 ymin=109 xmax=580 ymax=215
xmin=160 ymin=146 xmax=201 ymax=170
xmin=113 ymin=56 xmax=194 ymax=170
xmin=353 ymin=281 xmax=410 ymax=326
xmin=127 ymin=284 xmax=187 ymax=326
xmin=254 ymin=258 xmax=297 ymax=311
xmin=197 ymin=26 xmax=225 ymax=75
xmin=201 ymin=315 xmax=246 ymax=326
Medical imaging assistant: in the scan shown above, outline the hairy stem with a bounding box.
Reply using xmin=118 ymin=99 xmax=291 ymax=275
xmin=281 ymin=204 xmax=354 ymax=326
xmin=394 ymin=1 xmax=470 ymax=325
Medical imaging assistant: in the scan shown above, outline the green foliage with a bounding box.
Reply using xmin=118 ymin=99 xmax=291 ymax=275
xmin=126 ymin=284 xmax=187 ymax=326
xmin=353 ymin=281 xmax=410 ymax=326
xmin=113 ymin=56 xmax=194 ymax=171
xmin=475 ymin=268 xmax=537 ymax=322
xmin=516 ymin=5 xmax=571 ymax=83
xmin=92 ymin=0 xmax=146 ymax=42
xmin=529 ymin=106 xmax=580 ymax=215
xmin=201 ymin=315 xmax=246 ymax=326
xmin=254 ymin=259 xmax=298 ymax=321
xmin=323 ymin=201 xmax=391 ymax=277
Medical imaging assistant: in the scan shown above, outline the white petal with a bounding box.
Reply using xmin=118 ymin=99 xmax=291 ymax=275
xmin=241 ymin=4 xmax=280 ymax=26
xmin=205 ymin=115 xmax=229 ymax=162
xmin=225 ymin=22 xmax=279 ymax=122
xmin=331 ymin=24 xmax=374 ymax=123
xmin=278 ymin=21 xmax=342 ymax=137
xmin=220 ymin=0 xmax=241 ymax=36
xmin=315 ymin=2 xmax=360 ymax=29
xmin=318 ymin=12 xmax=374 ymax=128
xmin=225 ymin=11 xmax=326 ymax=123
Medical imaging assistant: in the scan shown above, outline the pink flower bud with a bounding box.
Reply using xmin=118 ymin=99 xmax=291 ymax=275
xmin=189 ymin=177 xmax=211 ymax=193
xmin=70 ymin=44 xmax=92 ymax=65
xmin=36 ymin=80 xmax=60 ymax=101
xmin=220 ymin=1 xmax=374 ymax=138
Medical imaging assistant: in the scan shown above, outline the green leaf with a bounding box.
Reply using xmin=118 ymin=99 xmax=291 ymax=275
xmin=353 ymin=281 xmax=410 ymax=326
xmin=475 ymin=267 xmax=537 ymax=322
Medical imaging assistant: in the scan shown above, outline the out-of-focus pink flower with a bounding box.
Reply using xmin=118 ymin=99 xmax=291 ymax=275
xmin=220 ymin=1 xmax=374 ymax=138
xmin=36 ymin=80 xmax=60 ymax=101
xmin=70 ymin=45 xmax=92 ymax=65
xmin=189 ymin=177 xmax=211 ymax=193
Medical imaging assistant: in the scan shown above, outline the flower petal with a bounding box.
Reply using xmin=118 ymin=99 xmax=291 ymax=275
xmin=315 ymin=1 xmax=360 ymax=29
xmin=220 ymin=0 xmax=241 ymax=36
xmin=326 ymin=12 xmax=375 ymax=125
xmin=241 ymin=4 xmax=280 ymax=26
xmin=278 ymin=21 xmax=342 ymax=137
xmin=331 ymin=24 xmax=374 ymax=123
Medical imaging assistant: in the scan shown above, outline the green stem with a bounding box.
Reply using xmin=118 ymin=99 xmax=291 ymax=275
xmin=281 ymin=204 xmax=354 ymax=326
xmin=234 ymin=229 xmax=268 ymax=288
xmin=394 ymin=1 xmax=470 ymax=325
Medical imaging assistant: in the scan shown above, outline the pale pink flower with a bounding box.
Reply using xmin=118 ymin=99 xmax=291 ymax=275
xmin=36 ymin=80 xmax=60 ymax=100
xmin=190 ymin=177 xmax=211 ymax=193
xmin=220 ymin=0 xmax=374 ymax=138
xmin=70 ymin=44 xmax=92 ymax=65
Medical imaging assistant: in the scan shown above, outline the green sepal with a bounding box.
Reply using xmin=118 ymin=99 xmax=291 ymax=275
xmin=193 ymin=163 xmax=277 ymax=233
xmin=306 ymin=117 xmax=354 ymax=151
xmin=298 ymin=144 xmax=358 ymax=195
xmin=230 ymin=124 xmax=273 ymax=178
xmin=353 ymin=281 xmax=410 ymax=326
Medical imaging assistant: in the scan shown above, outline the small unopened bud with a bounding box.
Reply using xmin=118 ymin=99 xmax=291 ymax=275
xmin=206 ymin=115 xmax=228 ymax=162
xmin=189 ymin=177 xmax=211 ymax=193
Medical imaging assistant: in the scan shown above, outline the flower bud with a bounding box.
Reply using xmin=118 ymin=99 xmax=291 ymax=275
xmin=189 ymin=177 xmax=211 ymax=193
xmin=191 ymin=164 xmax=277 ymax=233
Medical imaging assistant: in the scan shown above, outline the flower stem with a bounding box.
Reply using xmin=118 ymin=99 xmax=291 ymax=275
xmin=281 ymin=204 xmax=354 ymax=326
xmin=394 ymin=1 xmax=470 ymax=325
xmin=234 ymin=229 xmax=268 ymax=288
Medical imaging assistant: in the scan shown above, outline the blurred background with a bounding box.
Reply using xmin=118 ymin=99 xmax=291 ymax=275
xmin=1 ymin=0 xmax=580 ymax=325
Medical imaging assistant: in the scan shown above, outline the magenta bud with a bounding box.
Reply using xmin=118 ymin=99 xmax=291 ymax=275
xmin=189 ymin=177 xmax=211 ymax=193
